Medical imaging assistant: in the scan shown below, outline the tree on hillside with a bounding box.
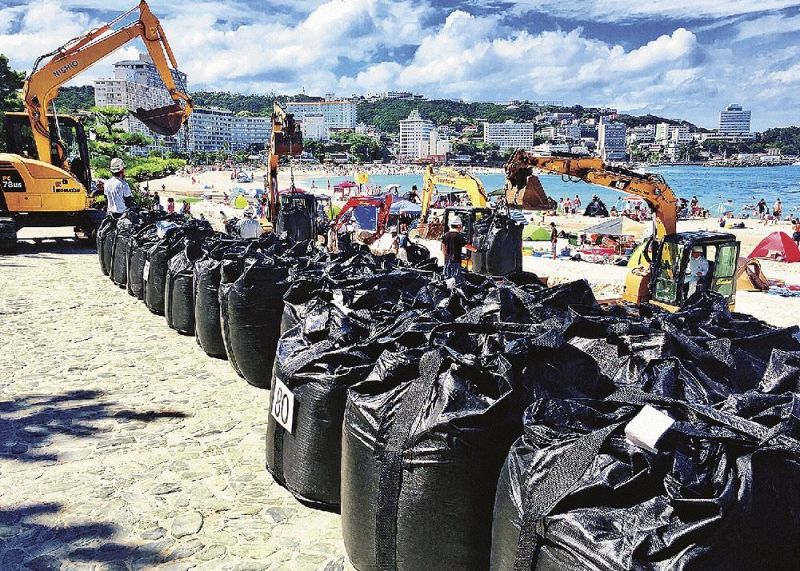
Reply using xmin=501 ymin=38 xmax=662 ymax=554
xmin=0 ymin=54 xmax=25 ymax=152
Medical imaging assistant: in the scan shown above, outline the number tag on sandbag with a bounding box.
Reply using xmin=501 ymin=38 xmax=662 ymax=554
xmin=271 ymin=377 xmax=295 ymax=433
xmin=625 ymin=405 xmax=674 ymax=453
xmin=143 ymin=260 xmax=150 ymax=282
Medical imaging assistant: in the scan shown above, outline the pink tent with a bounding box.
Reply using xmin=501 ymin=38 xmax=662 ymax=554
xmin=748 ymin=231 xmax=800 ymax=262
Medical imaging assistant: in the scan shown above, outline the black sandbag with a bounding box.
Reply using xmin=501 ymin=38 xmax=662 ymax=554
xmin=341 ymin=347 xmax=519 ymax=571
xmin=165 ymin=240 xmax=206 ymax=335
xmin=490 ymin=389 xmax=800 ymax=571
xmin=220 ymin=254 xmax=290 ymax=388
xmin=126 ymin=223 xmax=162 ymax=300
xmin=110 ymin=212 xmax=140 ymax=287
xmin=97 ymin=216 xmax=117 ymax=276
xmin=266 ymin=324 xmax=373 ymax=507
xmin=277 ymin=205 xmax=313 ymax=242
xmin=144 ymin=220 xmax=212 ymax=316
xmin=194 ymin=241 xmax=248 ymax=358
xmin=472 ymin=214 xmax=524 ymax=276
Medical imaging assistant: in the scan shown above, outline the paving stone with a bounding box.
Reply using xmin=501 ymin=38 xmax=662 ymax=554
xmin=140 ymin=527 xmax=167 ymax=541
xmin=171 ymin=511 xmax=204 ymax=538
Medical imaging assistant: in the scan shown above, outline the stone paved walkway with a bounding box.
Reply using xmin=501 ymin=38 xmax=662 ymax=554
xmin=0 ymin=238 xmax=348 ymax=570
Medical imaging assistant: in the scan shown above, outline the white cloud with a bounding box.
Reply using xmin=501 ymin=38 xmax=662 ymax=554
xmin=736 ymin=13 xmax=800 ymax=39
xmin=2 ymin=0 xmax=800 ymax=128
xmin=505 ymin=1 xmax=800 ymax=22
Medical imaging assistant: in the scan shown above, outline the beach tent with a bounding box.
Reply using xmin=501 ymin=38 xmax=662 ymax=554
xmin=748 ymin=231 xmax=800 ymax=262
xmin=582 ymin=216 xmax=646 ymax=237
xmin=711 ymin=202 xmax=735 ymax=215
xmin=523 ymin=225 xmax=551 ymax=241
xmin=389 ymin=198 xmax=422 ymax=215
xmin=232 ymin=194 xmax=249 ymax=209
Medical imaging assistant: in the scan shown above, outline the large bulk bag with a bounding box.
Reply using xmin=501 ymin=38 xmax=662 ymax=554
xmin=97 ymin=216 xmax=117 ymax=276
xmin=194 ymin=241 xmax=247 ymax=359
xmin=144 ymin=233 xmax=180 ymax=316
xmin=144 ymin=220 xmax=212 ymax=316
xmin=266 ymin=298 xmax=380 ymax=508
xmin=341 ymin=347 xmax=519 ymax=571
xmin=276 ymin=205 xmax=313 ymax=242
xmin=220 ymin=255 xmax=290 ymax=388
xmin=126 ymin=223 xmax=161 ymax=300
xmin=110 ymin=213 xmax=139 ymax=287
xmin=490 ymin=389 xmax=800 ymax=571
xmin=472 ymin=214 xmax=523 ymax=276
xmin=164 ymin=241 xmax=205 ymax=334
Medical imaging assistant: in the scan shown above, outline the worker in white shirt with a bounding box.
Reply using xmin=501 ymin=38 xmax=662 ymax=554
xmin=104 ymin=157 xmax=132 ymax=215
xmin=685 ymin=247 xmax=709 ymax=298
xmin=237 ymin=206 xmax=262 ymax=238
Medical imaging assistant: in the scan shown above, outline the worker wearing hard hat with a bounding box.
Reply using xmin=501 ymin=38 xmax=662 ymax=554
xmin=441 ymin=216 xmax=475 ymax=282
xmin=237 ymin=206 xmax=262 ymax=239
xmin=104 ymin=157 xmax=133 ymax=215
xmin=685 ymin=247 xmax=708 ymax=298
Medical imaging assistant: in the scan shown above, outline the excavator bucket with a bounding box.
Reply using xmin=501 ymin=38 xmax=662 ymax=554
xmin=132 ymin=104 xmax=185 ymax=136
xmin=504 ymin=174 xmax=552 ymax=210
xmin=273 ymin=131 xmax=304 ymax=156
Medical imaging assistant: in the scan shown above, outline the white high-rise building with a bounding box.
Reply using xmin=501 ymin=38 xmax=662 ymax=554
xmin=417 ymin=130 xmax=451 ymax=158
xmin=483 ymin=121 xmax=536 ymax=151
xmin=231 ymin=114 xmax=270 ymax=152
xmin=598 ymin=117 xmax=627 ymax=162
xmin=655 ymin=123 xmax=691 ymax=144
xmin=302 ymin=114 xmax=329 ymax=141
xmin=94 ymin=54 xmax=189 ymax=153
xmin=719 ymin=104 xmax=751 ymax=135
xmin=399 ymin=110 xmax=434 ymax=159
xmin=186 ymin=107 xmax=233 ymax=153
xmin=285 ymin=99 xmax=357 ymax=130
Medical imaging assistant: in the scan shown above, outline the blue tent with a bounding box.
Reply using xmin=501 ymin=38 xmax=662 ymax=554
xmin=389 ymin=198 xmax=422 ymax=215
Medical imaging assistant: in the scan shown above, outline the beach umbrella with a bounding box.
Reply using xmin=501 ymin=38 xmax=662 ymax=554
xmin=711 ymin=202 xmax=735 ymax=215
xmin=582 ymin=216 xmax=646 ymax=237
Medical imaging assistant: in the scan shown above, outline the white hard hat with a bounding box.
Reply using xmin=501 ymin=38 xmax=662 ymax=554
xmin=450 ymin=216 xmax=463 ymax=228
xmin=110 ymin=158 xmax=125 ymax=173
xmin=243 ymin=206 xmax=255 ymax=218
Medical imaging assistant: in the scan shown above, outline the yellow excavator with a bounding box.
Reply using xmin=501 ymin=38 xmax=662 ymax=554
xmin=0 ymin=0 xmax=191 ymax=248
xmin=505 ymin=151 xmax=741 ymax=311
xmin=415 ymin=164 xmax=549 ymax=240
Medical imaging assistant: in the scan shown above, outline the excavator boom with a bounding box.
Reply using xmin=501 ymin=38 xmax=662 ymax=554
xmin=24 ymin=0 xmax=192 ymax=164
xmin=505 ymin=151 xmax=677 ymax=239
xmin=266 ymin=102 xmax=303 ymax=222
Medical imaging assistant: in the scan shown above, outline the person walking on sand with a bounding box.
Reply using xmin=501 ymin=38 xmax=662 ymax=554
xmin=574 ymin=195 xmax=581 ymax=214
xmin=397 ymin=229 xmax=409 ymax=263
xmin=550 ymin=222 xmax=558 ymax=259
xmin=104 ymin=157 xmax=132 ymax=215
xmin=793 ymin=218 xmax=800 ymax=247
xmin=774 ymin=199 xmax=783 ymax=223
xmin=757 ymin=198 xmax=767 ymax=219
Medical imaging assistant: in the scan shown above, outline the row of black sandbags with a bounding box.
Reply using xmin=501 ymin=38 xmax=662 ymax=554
xmin=262 ymin=251 xmax=800 ymax=570
xmin=97 ymin=211 xmax=440 ymax=391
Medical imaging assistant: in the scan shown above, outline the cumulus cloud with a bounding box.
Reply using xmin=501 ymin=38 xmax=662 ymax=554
xmin=504 ymin=0 xmax=800 ymax=22
xmin=2 ymin=0 xmax=800 ymax=128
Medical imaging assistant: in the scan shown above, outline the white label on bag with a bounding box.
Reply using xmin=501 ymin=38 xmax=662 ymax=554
xmin=271 ymin=377 xmax=295 ymax=433
xmin=625 ymin=405 xmax=675 ymax=453
xmin=143 ymin=260 xmax=150 ymax=282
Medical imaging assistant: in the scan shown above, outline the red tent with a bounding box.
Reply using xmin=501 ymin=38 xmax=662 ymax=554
xmin=747 ymin=231 xmax=800 ymax=262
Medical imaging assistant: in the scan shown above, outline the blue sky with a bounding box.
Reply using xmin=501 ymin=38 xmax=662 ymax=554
xmin=2 ymin=0 xmax=800 ymax=130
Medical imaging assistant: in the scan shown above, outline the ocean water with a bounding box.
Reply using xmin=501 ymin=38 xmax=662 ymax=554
xmin=305 ymin=165 xmax=800 ymax=215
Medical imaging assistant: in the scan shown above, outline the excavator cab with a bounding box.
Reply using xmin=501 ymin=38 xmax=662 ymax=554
xmin=648 ymin=232 xmax=739 ymax=311
xmin=3 ymin=112 xmax=92 ymax=191
xmin=442 ymin=206 xmax=492 ymax=270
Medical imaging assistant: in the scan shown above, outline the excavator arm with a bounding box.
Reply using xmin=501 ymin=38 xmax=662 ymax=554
xmin=505 ymin=150 xmax=678 ymax=239
xmin=267 ymin=102 xmax=302 ymax=221
xmin=24 ymin=0 xmax=192 ymax=165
